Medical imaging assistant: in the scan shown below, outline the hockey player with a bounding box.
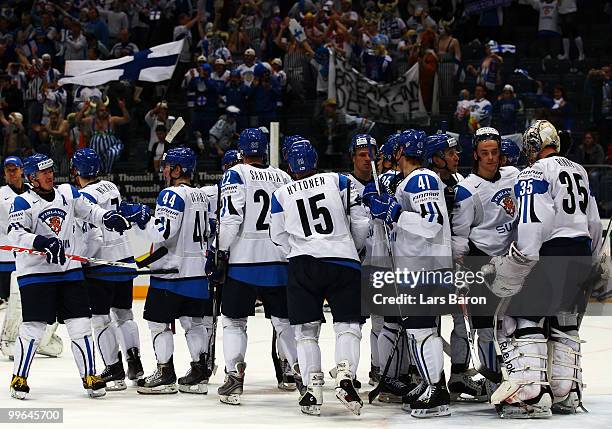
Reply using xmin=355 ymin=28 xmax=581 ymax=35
xmin=269 ymin=140 xmax=370 ymax=416
xmin=366 ymin=131 xmax=453 ymax=418
xmin=70 ymin=148 xmax=143 ymax=390
xmin=486 ymin=120 xmax=604 ymax=418
xmin=7 ymin=153 xmax=130 ymax=399
xmin=120 ymin=147 xmax=214 ymax=395
xmin=208 ymin=128 xmax=297 ymax=405
xmin=450 ymin=128 xmax=520 ymax=399
xmin=0 ymin=157 xmax=63 ymax=359
xmin=500 ymin=138 xmax=521 ymax=167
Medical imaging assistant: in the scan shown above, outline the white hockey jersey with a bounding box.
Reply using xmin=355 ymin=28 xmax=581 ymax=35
xmin=270 ymin=172 xmax=369 ymax=267
xmin=79 ymin=180 xmax=135 ymax=280
xmin=392 ymin=168 xmax=453 ymax=271
xmin=7 ymin=184 xmax=109 ymax=287
xmin=366 ymin=170 xmax=400 ymax=268
xmin=202 ymin=184 xmax=219 ymax=248
xmin=344 ymin=173 xmax=375 ymax=265
xmin=0 ymin=184 xmax=29 ymax=271
xmin=514 ymin=156 xmax=602 ymax=259
xmin=219 ymin=164 xmax=292 ymax=286
xmin=143 ymin=184 xmax=211 ymax=299
xmin=452 ymin=167 xmax=520 ymax=258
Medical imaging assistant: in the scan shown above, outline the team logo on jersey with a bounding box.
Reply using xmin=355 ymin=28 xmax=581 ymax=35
xmin=491 ymin=188 xmax=516 ymax=217
xmin=39 ymin=208 xmax=67 ymax=235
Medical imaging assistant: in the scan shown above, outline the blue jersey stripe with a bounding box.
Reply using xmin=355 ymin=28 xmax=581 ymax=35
xmin=150 ymin=276 xmax=209 ymax=299
xmin=228 ymin=263 xmax=289 ymax=287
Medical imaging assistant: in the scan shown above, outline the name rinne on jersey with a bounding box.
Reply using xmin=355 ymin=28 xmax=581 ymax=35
xmin=249 ymin=170 xmax=285 ymax=183
xmin=286 ymin=175 xmax=326 ymax=195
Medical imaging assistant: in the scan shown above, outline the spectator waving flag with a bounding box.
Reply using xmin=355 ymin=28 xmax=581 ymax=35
xmin=59 ymin=40 xmax=184 ymax=86
xmin=487 ymin=40 xmax=516 ymax=54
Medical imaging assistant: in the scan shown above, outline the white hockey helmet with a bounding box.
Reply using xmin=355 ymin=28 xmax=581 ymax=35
xmin=522 ymin=120 xmax=560 ymax=164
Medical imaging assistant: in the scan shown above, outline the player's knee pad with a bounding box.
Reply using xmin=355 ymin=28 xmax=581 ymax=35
xmin=91 ymin=314 xmax=112 ymax=331
xmin=148 ymin=321 xmax=171 ymax=336
xmin=333 ymin=322 xmax=362 ymax=342
xmin=270 ymin=316 xmax=291 ymax=336
xmin=110 ymin=307 xmax=134 ymax=325
xmin=19 ymin=321 xmax=46 ymax=342
xmin=295 ymin=321 xmax=321 ymax=345
xmin=548 ymin=325 xmax=583 ymax=402
xmin=371 ymin=314 xmax=384 ymax=336
xmin=222 ymin=317 xmax=247 ymax=333
xmin=64 ymin=317 xmax=91 ymax=339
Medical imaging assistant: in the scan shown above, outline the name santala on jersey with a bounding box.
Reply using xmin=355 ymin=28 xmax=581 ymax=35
xmin=79 ymin=180 xmax=135 ymax=279
xmin=144 ymin=184 xmax=211 ymax=299
xmin=219 ymin=163 xmax=292 ymax=286
xmin=514 ymin=156 xmax=600 ymax=257
xmin=452 ymin=166 xmax=519 ymax=257
xmin=7 ymin=184 xmax=107 ymax=286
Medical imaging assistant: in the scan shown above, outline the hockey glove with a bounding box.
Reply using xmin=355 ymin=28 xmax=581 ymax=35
xmin=205 ymin=248 xmax=229 ymax=284
xmin=209 ymin=218 xmax=217 ymax=237
xmin=369 ymin=193 xmax=402 ymax=226
xmin=33 ymin=235 xmax=66 ymax=265
xmin=483 ymin=242 xmax=537 ymax=298
xmin=361 ymin=182 xmax=378 ymax=208
xmin=102 ymin=211 xmax=131 ymax=235
xmin=119 ymin=201 xmax=151 ymax=230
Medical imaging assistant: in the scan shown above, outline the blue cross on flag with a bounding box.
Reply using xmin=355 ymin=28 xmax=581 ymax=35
xmin=59 ymin=40 xmax=184 ymax=87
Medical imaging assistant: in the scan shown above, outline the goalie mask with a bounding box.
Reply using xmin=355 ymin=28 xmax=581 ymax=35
xmin=522 ymin=120 xmax=560 ymax=164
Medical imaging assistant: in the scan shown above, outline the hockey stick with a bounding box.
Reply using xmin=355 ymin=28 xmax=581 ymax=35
xmin=165 ymin=116 xmax=185 ymax=145
xmin=135 ymin=247 xmax=169 ymax=268
xmin=206 ymin=182 xmax=223 ymax=375
xmin=0 ymin=245 xmax=140 ymax=268
xmin=85 ymin=268 xmax=179 ymax=277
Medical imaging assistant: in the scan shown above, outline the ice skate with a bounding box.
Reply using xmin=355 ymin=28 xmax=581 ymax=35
xmin=334 ymin=360 xmax=363 ymax=415
xmin=410 ymin=376 xmax=451 ymax=418
xmin=136 ymin=357 xmax=178 ymax=394
xmin=100 ymin=357 xmax=127 ymax=391
xmin=401 ymin=380 xmax=428 ymax=410
xmin=10 ymin=375 xmax=29 ymax=400
xmin=378 ymin=376 xmax=413 ymax=403
xmin=448 ymin=371 xmax=488 ymax=402
xmin=218 ymin=362 xmax=246 ymax=405
xmin=278 ymin=360 xmax=296 ymax=391
xmin=83 ymin=375 xmax=107 ymax=398
xmin=368 ymin=364 xmax=380 ymax=386
xmin=300 ymin=372 xmax=323 ymax=416
xmin=178 ymin=353 xmax=211 ymax=394
xmin=496 ymin=387 xmax=553 ymax=419
xmin=126 ymin=347 xmax=144 ymax=382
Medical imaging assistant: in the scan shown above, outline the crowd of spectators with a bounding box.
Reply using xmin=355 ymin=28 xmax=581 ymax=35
xmin=0 ymin=0 xmax=610 ymax=187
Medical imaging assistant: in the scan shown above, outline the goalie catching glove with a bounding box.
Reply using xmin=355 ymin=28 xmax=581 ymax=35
xmin=481 ymin=242 xmax=537 ymax=297
xmin=119 ymin=201 xmax=152 ymax=230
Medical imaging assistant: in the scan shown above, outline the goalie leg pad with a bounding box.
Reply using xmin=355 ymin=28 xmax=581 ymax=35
xmin=407 ymin=327 xmax=444 ymax=385
xmin=92 ymin=314 xmax=119 ymax=366
xmin=148 ymin=321 xmax=174 ymax=365
xmin=13 ymin=321 xmax=45 ymax=377
xmin=37 ymin=322 xmax=63 ymax=357
xmin=65 ymin=317 xmax=97 ymax=378
xmin=222 ymin=317 xmax=247 ymax=372
xmin=271 ymin=316 xmax=297 ymax=366
xmin=1 ymin=274 xmax=22 ymax=358
xmin=295 ymin=321 xmax=322 ymax=386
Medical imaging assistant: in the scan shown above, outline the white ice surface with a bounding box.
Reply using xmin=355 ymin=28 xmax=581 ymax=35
xmin=1 ymin=303 xmax=611 ymax=429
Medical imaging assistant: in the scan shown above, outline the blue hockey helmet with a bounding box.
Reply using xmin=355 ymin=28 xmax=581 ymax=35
xmin=70 ymin=148 xmax=100 ymax=178
xmin=425 ymin=133 xmax=461 ymax=162
xmin=380 ymin=133 xmax=402 ymax=161
xmin=287 ymin=140 xmax=318 ymax=174
xmin=221 ymin=149 xmax=243 ymax=170
xmin=161 ymin=147 xmax=197 ymax=175
xmin=23 ymin=153 xmax=54 ymax=179
xmin=238 ymin=128 xmax=268 ymax=157
xmin=349 ymin=133 xmax=377 ymax=157
xmin=500 ymin=138 xmax=521 ymax=166
xmin=400 ymin=130 xmax=426 ymax=159
xmin=282 ymin=134 xmax=306 ymax=162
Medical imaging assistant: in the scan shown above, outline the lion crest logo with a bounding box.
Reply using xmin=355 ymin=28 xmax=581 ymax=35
xmin=491 ymin=188 xmax=516 ymax=218
xmin=39 ymin=208 xmax=67 ymax=236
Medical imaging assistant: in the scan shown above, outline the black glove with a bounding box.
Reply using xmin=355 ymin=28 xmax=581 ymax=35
xmin=33 ymin=235 xmax=66 ymax=265
xmin=205 ymin=248 xmax=230 ymax=284
xmin=102 ymin=211 xmax=131 ymax=235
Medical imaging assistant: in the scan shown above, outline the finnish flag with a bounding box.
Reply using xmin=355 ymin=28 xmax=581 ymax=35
xmin=59 ymin=40 xmax=184 ymax=86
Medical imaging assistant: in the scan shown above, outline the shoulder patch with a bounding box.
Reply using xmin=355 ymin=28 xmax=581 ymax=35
xmin=454 ymin=185 xmax=472 ymax=203
xmin=9 ymin=196 xmax=31 ymax=213
xmin=156 ymin=189 xmax=186 ymax=212
xmin=79 ymin=191 xmax=97 ymax=204
xmin=69 ymin=184 xmax=80 ymax=199
xmin=271 ymin=192 xmax=283 ymax=214
xmin=221 ymin=169 xmax=243 ymax=186
xmin=338 ymin=173 xmax=350 ymax=192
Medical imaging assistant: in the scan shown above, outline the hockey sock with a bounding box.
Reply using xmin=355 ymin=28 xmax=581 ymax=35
xmin=378 ymin=322 xmax=401 ymax=378
xmin=450 ymin=313 xmax=470 ymax=373
xmin=334 ymin=322 xmax=362 ymax=375
xmin=562 ymin=38 xmax=570 ymax=58
xmin=407 ymin=328 xmax=444 ymax=385
xmin=574 ymin=36 xmax=584 ymax=57
xmin=13 ymin=321 xmax=44 ymax=377
xmin=222 ymin=317 xmax=247 ymax=371
xmin=477 ymin=328 xmax=498 ymax=374
xmin=148 ymin=321 xmax=174 ymax=365
xmin=92 ymin=314 xmax=120 ymax=366
xmin=111 ymin=308 xmax=140 ymax=353
xmin=66 ymin=317 xmax=97 ymax=377
xmin=370 ymin=314 xmax=383 ymax=369
xmin=295 ymin=322 xmax=322 ymax=385
xmin=271 ymin=316 xmax=297 ymax=366
xmin=179 ymin=316 xmax=212 ymax=361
